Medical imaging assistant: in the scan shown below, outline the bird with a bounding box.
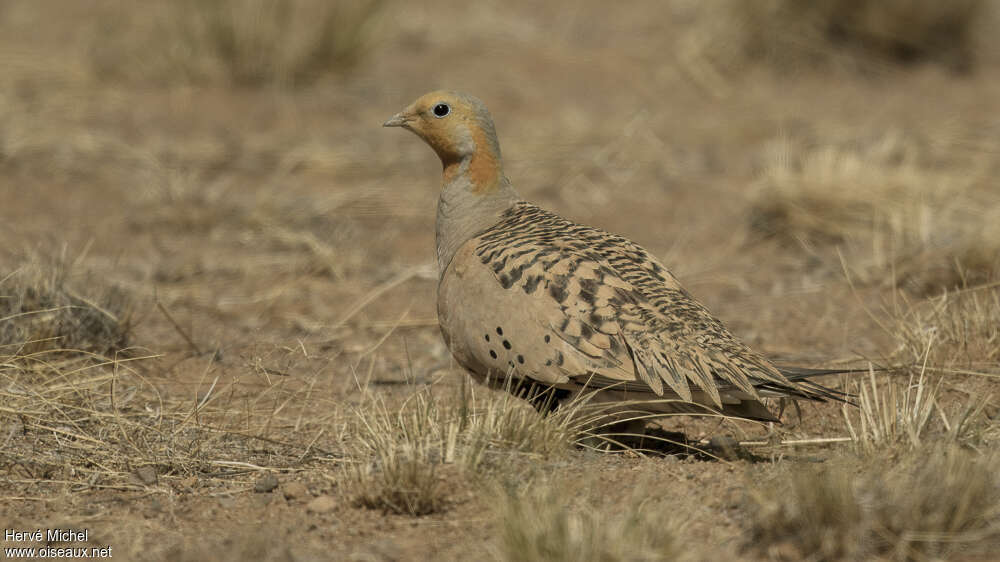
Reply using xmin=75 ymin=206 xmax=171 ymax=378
xmin=384 ymin=90 xmax=854 ymax=424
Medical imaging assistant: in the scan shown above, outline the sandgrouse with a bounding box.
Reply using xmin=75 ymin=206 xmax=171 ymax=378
xmin=384 ymin=91 xmax=847 ymax=422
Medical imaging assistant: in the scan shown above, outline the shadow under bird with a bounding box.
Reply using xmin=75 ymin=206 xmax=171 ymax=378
xmin=384 ymin=90 xmax=859 ymax=423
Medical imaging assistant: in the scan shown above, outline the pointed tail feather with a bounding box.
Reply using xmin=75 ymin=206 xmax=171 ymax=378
xmin=777 ymin=365 xmax=879 ymax=378
xmin=769 ymin=364 xmax=886 ymax=404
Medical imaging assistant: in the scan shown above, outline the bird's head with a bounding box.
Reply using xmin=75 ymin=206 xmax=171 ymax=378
xmin=383 ymin=90 xmax=502 ymax=169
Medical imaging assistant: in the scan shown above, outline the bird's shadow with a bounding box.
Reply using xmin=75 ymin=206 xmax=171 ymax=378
xmin=587 ymin=426 xmax=767 ymax=462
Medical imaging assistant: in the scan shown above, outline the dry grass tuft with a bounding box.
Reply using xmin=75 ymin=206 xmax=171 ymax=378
xmin=686 ymin=0 xmax=997 ymax=74
xmin=842 ymin=367 xmax=992 ymax=453
xmin=89 ymin=0 xmax=384 ymax=87
xmin=889 ymin=284 xmax=1000 ymax=368
xmin=761 ymin=282 xmax=1000 ymax=559
xmin=746 ymin=462 xmax=864 ymax=561
xmin=748 ymin=132 xmax=1000 ymax=292
xmin=346 ymin=380 xmax=582 ymax=515
xmin=0 ymin=260 xmax=341 ymax=497
xmin=497 ymin=478 xmax=685 ymax=562
xmin=0 ymin=259 xmax=171 ymax=489
xmin=1 ymin=257 xmax=132 ymax=355
xmin=746 ymin=446 xmax=1000 ymax=561
xmin=1 ymin=343 xmax=338 ymax=496
xmin=347 ymin=391 xmax=453 ymax=516
xmin=843 ymin=284 xmax=999 ymax=453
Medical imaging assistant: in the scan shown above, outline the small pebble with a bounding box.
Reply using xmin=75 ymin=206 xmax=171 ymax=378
xmin=306 ymin=495 xmax=337 ymax=514
xmin=135 ymin=466 xmax=158 ymax=486
xmin=282 ymin=481 xmax=308 ymax=500
xmin=254 ymin=473 xmax=279 ymax=493
xmin=707 ymin=435 xmax=745 ymax=461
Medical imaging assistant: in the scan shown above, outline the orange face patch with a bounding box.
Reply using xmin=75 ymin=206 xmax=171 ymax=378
xmin=440 ymin=133 xmax=501 ymax=192
xmin=393 ymin=90 xmax=503 ymax=194
xmin=466 ymin=126 xmax=501 ymax=194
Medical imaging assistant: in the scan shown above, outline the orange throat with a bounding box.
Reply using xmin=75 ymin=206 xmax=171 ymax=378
xmin=442 ymin=127 xmax=503 ymax=194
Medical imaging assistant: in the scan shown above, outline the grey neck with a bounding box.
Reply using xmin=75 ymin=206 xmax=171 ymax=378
xmin=435 ymin=163 xmax=519 ymax=277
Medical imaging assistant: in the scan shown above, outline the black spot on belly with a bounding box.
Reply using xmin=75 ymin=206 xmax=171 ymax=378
xmin=555 ymin=351 xmax=564 ymax=366
xmin=517 ymin=355 xmax=524 ymax=364
xmin=544 ymin=334 xmax=550 ymax=343
xmin=496 ymin=327 xmax=503 ymax=336
xmin=489 ymin=350 xmax=497 ymax=359
xmin=503 ymin=340 xmax=511 ymax=350
xmin=485 ymin=334 xmax=490 ymax=342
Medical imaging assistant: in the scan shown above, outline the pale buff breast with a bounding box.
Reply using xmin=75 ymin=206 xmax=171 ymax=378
xmin=438 ymin=239 xmax=638 ymax=388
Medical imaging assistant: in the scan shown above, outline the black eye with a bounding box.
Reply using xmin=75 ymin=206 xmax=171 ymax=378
xmin=432 ymin=103 xmax=450 ymax=118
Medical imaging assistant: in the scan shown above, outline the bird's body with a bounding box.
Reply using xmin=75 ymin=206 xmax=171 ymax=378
xmin=385 ymin=91 xmax=846 ymax=422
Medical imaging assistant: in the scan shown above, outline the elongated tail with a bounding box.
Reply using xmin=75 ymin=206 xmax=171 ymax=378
xmin=724 ymin=365 xmax=880 ymax=421
xmin=767 ymin=364 xmax=882 ymax=404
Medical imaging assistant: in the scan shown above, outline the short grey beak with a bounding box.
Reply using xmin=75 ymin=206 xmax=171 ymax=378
xmin=382 ymin=112 xmax=410 ymax=127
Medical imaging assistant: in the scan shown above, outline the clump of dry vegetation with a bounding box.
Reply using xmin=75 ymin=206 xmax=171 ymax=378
xmin=749 ymin=278 xmax=1000 ymax=560
xmin=842 ymin=281 xmax=999 ymax=450
xmin=748 ymin=131 xmax=1000 ymax=293
xmin=344 ymin=377 xmax=727 ymax=516
xmin=890 ymin=284 xmax=1000 ymax=368
xmin=0 ymin=258 xmax=160 ymax=487
xmin=745 ymin=447 xmax=1000 ymax=561
xmin=1 ymin=257 xmax=131 ymax=355
xmin=346 ymin=380 xmax=584 ymax=515
xmin=685 ymin=0 xmax=998 ymax=75
xmin=89 ymin=0 xmax=384 ymax=87
xmin=748 ymin=285 xmax=1000 ymax=560
xmin=0 ymin=257 xmax=343 ymax=497
xmin=497 ymin=479 xmax=685 ymax=562
xmin=745 ymin=462 xmax=863 ymax=561
xmin=842 ymin=367 xmax=994 ymax=454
